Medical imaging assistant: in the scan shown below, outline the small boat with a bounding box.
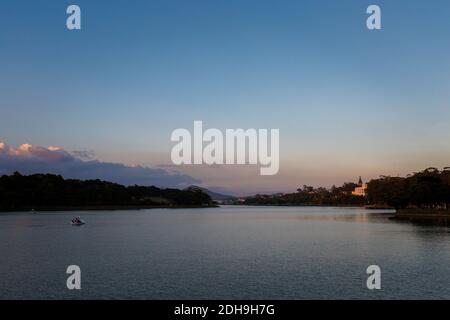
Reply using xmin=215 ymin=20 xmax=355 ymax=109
xmin=31 ymin=209 xmax=37 ymax=214
xmin=71 ymin=216 xmax=86 ymax=226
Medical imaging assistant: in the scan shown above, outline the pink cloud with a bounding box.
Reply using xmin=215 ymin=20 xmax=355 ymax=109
xmin=0 ymin=141 xmax=200 ymax=188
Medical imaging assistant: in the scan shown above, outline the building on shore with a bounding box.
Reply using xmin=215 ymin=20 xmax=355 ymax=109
xmin=352 ymin=176 xmax=368 ymax=196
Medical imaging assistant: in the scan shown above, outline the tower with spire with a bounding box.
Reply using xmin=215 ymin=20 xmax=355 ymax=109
xmin=352 ymin=176 xmax=367 ymax=196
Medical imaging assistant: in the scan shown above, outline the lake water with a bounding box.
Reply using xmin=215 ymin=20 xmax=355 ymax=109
xmin=1 ymin=206 xmax=449 ymax=300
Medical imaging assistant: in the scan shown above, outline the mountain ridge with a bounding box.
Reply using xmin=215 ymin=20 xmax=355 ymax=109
xmin=185 ymin=185 xmax=237 ymax=201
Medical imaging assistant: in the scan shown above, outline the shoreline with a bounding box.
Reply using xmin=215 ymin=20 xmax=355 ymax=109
xmin=0 ymin=204 xmax=392 ymax=213
xmin=0 ymin=204 xmax=218 ymax=213
xmin=391 ymin=209 xmax=450 ymax=222
xmin=236 ymin=203 xmax=367 ymax=208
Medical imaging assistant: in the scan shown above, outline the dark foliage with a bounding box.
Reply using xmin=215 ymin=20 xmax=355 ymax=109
xmin=244 ymin=183 xmax=366 ymax=206
xmin=0 ymin=172 xmax=212 ymax=210
xmin=366 ymin=167 xmax=450 ymax=210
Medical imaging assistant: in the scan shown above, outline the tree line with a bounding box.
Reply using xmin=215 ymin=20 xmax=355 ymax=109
xmin=244 ymin=183 xmax=366 ymax=206
xmin=367 ymin=167 xmax=450 ymax=210
xmin=244 ymin=167 xmax=450 ymax=211
xmin=0 ymin=172 xmax=213 ymax=211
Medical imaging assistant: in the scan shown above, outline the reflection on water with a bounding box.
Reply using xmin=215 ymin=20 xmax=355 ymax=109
xmin=0 ymin=206 xmax=449 ymax=299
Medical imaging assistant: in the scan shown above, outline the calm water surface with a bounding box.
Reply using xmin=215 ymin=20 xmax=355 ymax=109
xmin=1 ymin=206 xmax=449 ymax=299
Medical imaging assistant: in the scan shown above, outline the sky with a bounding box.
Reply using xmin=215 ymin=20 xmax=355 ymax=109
xmin=1 ymin=0 xmax=450 ymax=195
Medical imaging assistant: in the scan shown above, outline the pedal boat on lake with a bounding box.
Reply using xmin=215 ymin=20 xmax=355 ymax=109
xmin=71 ymin=216 xmax=86 ymax=226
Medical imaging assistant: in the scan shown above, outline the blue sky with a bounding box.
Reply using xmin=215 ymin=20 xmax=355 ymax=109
xmin=1 ymin=0 xmax=450 ymax=194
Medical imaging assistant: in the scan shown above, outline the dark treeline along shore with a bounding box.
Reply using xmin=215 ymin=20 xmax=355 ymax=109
xmin=2 ymin=168 xmax=450 ymax=220
xmin=367 ymin=167 xmax=450 ymax=210
xmin=244 ymin=167 xmax=450 ymax=221
xmin=0 ymin=172 xmax=214 ymax=211
xmin=367 ymin=167 xmax=450 ymax=221
xmin=244 ymin=182 xmax=365 ymax=206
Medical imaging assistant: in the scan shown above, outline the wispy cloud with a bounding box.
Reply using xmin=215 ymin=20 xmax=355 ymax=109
xmin=0 ymin=141 xmax=200 ymax=188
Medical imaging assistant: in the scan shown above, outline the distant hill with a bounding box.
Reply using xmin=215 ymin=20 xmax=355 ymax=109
xmin=185 ymin=185 xmax=236 ymax=201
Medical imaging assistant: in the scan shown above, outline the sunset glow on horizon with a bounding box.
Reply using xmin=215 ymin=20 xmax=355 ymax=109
xmin=2 ymin=0 xmax=450 ymax=194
